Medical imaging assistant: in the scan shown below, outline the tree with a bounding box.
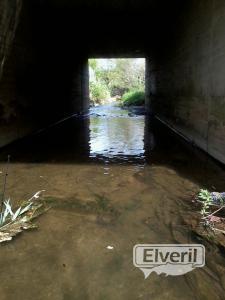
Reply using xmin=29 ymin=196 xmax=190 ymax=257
xmin=88 ymin=58 xmax=145 ymax=103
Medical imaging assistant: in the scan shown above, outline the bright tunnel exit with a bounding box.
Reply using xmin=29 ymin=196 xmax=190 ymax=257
xmin=88 ymin=58 xmax=146 ymax=106
xmin=88 ymin=58 xmax=146 ymax=160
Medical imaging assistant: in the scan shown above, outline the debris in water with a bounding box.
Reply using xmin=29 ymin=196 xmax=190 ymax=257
xmin=106 ymin=245 xmax=114 ymax=250
xmin=197 ymin=189 xmax=225 ymax=234
xmin=0 ymin=190 xmax=49 ymax=243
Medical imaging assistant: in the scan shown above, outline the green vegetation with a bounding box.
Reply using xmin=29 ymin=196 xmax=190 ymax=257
xmin=89 ymin=82 xmax=110 ymax=104
xmin=0 ymin=156 xmax=49 ymax=243
xmin=121 ymin=90 xmax=145 ymax=106
xmin=89 ymin=58 xmax=145 ymax=106
xmin=0 ymin=190 xmax=48 ymax=243
xmin=197 ymin=189 xmax=225 ymax=234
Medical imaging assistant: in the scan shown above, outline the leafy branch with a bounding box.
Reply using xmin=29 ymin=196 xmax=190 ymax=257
xmin=198 ymin=189 xmax=225 ymax=234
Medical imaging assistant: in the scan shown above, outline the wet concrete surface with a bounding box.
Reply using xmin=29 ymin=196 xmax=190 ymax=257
xmin=0 ymin=105 xmax=225 ymax=299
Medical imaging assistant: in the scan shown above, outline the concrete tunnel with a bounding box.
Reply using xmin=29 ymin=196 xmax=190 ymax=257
xmin=0 ymin=0 xmax=225 ymax=164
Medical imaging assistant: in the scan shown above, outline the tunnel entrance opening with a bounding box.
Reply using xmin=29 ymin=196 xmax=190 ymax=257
xmin=88 ymin=58 xmax=146 ymax=107
xmin=88 ymin=58 xmax=146 ymax=159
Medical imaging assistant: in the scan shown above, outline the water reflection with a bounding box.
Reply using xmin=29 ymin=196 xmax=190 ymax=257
xmin=89 ymin=104 xmax=145 ymax=159
xmin=0 ymin=103 xmax=225 ymax=299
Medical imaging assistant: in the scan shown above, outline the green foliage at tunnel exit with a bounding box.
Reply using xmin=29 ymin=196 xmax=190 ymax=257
xmin=89 ymin=81 xmax=110 ymax=104
xmin=89 ymin=58 xmax=145 ymax=105
xmin=121 ymin=90 xmax=145 ymax=106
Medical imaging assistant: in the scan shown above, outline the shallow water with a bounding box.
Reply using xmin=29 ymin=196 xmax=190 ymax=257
xmin=0 ymin=105 xmax=225 ymax=299
xmin=90 ymin=105 xmax=145 ymax=158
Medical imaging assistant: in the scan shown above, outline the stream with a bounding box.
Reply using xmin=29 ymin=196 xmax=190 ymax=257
xmin=0 ymin=104 xmax=224 ymax=299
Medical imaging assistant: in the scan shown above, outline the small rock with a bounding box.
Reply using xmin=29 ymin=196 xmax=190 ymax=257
xmin=106 ymin=245 xmax=114 ymax=250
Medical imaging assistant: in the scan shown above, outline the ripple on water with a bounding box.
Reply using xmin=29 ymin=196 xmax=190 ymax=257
xmin=0 ymin=105 xmax=224 ymax=299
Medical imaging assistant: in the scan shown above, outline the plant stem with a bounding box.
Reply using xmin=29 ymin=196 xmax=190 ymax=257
xmin=213 ymin=228 xmax=225 ymax=235
xmin=0 ymin=155 xmax=10 ymax=215
xmin=202 ymin=205 xmax=225 ymax=220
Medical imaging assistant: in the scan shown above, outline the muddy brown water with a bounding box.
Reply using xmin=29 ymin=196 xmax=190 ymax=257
xmin=0 ymin=104 xmax=225 ymax=299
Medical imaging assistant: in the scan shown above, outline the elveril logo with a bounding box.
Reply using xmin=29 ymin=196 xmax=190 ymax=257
xmin=133 ymin=244 xmax=205 ymax=278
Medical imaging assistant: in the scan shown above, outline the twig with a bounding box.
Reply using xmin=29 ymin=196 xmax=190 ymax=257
xmin=202 ymin=205 xmax=225 ymax=220
xmin=0 ymin=155 xmax=10 ymax=215
xmin=196 ymin=199 xmax=220 ymax=207
xmin=213 ymin=228 xmax=225 ymax=235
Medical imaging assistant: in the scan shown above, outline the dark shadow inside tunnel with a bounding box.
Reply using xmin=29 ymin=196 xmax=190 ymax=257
xmin=0 ymin=0 xmax=225 ymax=164
xmin=0 ymin=0 xmax=174 ymax=148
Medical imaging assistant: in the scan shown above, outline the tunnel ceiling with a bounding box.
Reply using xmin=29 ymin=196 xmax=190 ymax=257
xmin=28 ymin=0 xmax=184 ymax=57
xmin=2 ymin=0 xmax=225 ymax=166
xmin=40 ymin=0 xmax=158 ymax=11
xmin=8 ymin=0 xmax=185 ymax=114
xmin=0 ymin=0 xmax=187 ymax=125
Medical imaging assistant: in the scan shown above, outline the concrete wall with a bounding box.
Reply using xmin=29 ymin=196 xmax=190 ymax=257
xmin=0 ymin=0 xmax=22 ymax=81
xmin=0 ymin=0 xmax=24 ymax=146
xmin=0 ymin=0 xmax=225 ymax=165
xmin=71 ymin=59 xmax=89 ymax=114
xmin=149 ymin=0 xmax=225 ymax=164
xmin=0 ymin=0 xmax=151 ymax=148
xmin=0 ymin=0 xmax=89 ymax=147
